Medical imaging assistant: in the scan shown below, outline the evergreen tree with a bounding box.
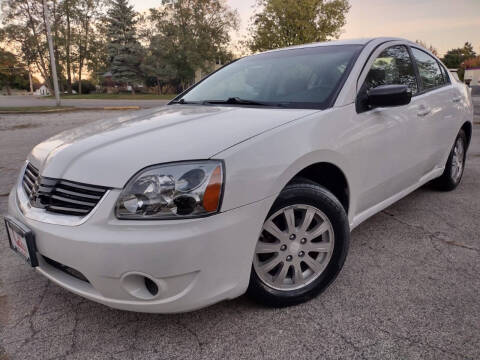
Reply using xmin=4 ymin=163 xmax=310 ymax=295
xmin=105 ymin=0 xmax=143 ymax=92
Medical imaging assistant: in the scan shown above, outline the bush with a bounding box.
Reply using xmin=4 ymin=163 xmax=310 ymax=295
xmin=72 ymin=80 xmax=96 ymax=94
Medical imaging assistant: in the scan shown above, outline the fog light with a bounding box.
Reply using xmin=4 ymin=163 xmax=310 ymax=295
xmin=144 ymin=277 xmax=158 ymax=296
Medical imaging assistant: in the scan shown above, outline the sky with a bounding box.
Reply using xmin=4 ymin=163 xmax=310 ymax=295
xmin=134 ymin=0 xmax=480 ymax=56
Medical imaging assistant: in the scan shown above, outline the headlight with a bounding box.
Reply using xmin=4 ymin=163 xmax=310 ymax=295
xmin=115 ymin=161 xmax=224 ymax=219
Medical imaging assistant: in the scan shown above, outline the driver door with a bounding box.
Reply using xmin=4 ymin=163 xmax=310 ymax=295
xmin=353 ymin=44 xmax=426 ymax=213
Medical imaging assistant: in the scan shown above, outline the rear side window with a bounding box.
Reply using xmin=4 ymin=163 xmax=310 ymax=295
xmin=411 ymin=48 xmax=446 ymax=90
xmin=440 ymin=64 xmax=451 ymax=84
xmin=364 ymin=45 xmax=418 ymax=95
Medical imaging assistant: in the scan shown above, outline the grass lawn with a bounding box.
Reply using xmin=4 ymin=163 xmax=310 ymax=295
xmin=0 ymin=106 xmax=76 ymax=113
xmin=55 ymin=93 xmax=176 ymax=100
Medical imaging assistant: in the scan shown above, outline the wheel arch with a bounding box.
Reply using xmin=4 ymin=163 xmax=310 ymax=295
xmin=284 ymin=161 xmax=351 ymax=215
xmin=461 ymin=121 xmax=472 ymax=149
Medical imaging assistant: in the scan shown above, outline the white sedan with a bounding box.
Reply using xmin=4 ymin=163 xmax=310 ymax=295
xmin=5 ymin=37 xmax=474 ymax=313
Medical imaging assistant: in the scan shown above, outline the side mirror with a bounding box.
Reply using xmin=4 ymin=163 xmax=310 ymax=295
xmin=367 ymin=85 xmax=412 ymax=108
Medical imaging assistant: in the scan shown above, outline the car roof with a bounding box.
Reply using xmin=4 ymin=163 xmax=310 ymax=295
xmin=258 ymin=37 xmax=412 ymax=54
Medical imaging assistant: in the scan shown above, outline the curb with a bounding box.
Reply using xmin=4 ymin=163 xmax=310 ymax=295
xmin=0 ymin=107 xmax=77 ymax=114
xmin=0 ymin=106 xmax=141 ymax=114
xmin=101 ymin=106 xmax=141 ymax=110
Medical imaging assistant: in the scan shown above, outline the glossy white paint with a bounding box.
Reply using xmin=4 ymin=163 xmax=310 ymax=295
xmin=28 ymin=106 xmax=316 ymax=188
xmin=8 ymin=38 xmax=474 ymax=312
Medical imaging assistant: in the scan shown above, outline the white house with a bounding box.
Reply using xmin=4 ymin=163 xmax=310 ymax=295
xmin=194 ymin=59 xmax=225 ymax=83
xmin=465 ymin=67 xmax=480 ymax=95
xmin=464 ymin=68 xmax=480 ymax=86
xmin=34 ymin=85 xmax=51 ymax=96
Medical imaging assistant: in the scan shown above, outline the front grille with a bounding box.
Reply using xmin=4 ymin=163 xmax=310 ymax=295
xmin=22 ymin=162 xmax=109 ymax=217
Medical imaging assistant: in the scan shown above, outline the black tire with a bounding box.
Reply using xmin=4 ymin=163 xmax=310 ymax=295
xmin=431 ymin=129 xmax=467 ymax=191
xmin=247 ymin=180 xmax=350 ymax=307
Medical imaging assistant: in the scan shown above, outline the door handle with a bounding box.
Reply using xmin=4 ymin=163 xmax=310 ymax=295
xmin=452 ymin=96 xmax=462 ymax=103
xmin=417 ymin=108 xmax=431 ymax=117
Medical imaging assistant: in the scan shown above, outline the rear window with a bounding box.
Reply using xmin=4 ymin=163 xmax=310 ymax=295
xmin=411 ymin=48 xmax=446 ymax=90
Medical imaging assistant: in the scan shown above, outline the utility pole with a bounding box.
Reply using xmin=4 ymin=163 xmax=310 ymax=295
xmin=43 ymin=0 xmax=61 ymax=106
xmin=28 ymin=67 xmax=34 ymax=95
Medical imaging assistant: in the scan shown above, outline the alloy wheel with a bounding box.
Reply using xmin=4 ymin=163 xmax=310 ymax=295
xmin=253 ymin=205 xmax=335 ymax=291
xmin=451 ymin=137 xmax=465 ymax=182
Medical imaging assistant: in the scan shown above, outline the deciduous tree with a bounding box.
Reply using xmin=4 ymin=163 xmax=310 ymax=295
xmin=415 ymin=40 xmax=439 ymax=56
xmin=146 ymin=0 xmax=239 ymax=90
xmin=1 ymin=0 xmax=55 ymax=93
xmin=247 ymin=0 xmax=350 ymax=53
xmin=442 ymin=42 xmax=477 ymax=69
xmin=0 ymin=49 xmax=31 ymax=94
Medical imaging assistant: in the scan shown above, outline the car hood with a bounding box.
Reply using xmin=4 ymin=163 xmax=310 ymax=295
xmin=29 ymin=105 xmax=317 ymax=188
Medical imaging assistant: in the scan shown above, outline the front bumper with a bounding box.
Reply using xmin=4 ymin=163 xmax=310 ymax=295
xmin=7 ymin=185 xmax=272 ymax=313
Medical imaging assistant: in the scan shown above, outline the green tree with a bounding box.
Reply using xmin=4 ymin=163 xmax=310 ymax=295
xmin=59 ymin=0 xmax=78 ymax=93
xmin=105 ymin=0 xmax=143 ymax=93
xmin=145 ymin=0 xmax=239 ymax=90
xmin=141 ymin=37 xmax=177 ymax=94
xmin=442 ymin=42 xmax=477 ymax=69
xmin=0 ymin=49 xmax=31 ymax=94
xmin=73 ymin=0 xmax=105 ymax=94
xmin=442 ymin=42 xmax=477 ymax=81
xmin=415 ymin=40 xmax=438 ymax=56
xmin=247 ymin=0 xmax=350 ymax=52
xmin=1 ymin=0 xmax=55 ymax=93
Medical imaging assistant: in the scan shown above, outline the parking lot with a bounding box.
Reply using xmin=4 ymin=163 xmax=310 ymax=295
xmin=0 ymin=99 xmax=479 ymax=360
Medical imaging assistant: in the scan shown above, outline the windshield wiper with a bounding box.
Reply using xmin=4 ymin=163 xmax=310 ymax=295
xmin=170 ymin=98 xmax=199 ymax=104
xmin=202 ymin=97 xmax=273 ymax=106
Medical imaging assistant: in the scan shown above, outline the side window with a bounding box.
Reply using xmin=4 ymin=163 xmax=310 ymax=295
xmin=440 ymin=63 xmax=451 ymax=84
xmin=364 ymin=45 xmax=418 ymax=95
xmin=411 ymin=48 xmax=445 ymax=90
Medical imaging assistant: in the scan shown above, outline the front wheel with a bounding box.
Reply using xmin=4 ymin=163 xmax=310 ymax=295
xmin=432 ymin=129 xmax=467 ymax=191
xmin=247 ymin=181 xmax=350 ymax=307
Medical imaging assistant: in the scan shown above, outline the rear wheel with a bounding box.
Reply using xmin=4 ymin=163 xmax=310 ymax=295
xmin=247 ymin=181 xmax=350 ymax=307
xmin=432 ymin=129 xmax=467 ymax=191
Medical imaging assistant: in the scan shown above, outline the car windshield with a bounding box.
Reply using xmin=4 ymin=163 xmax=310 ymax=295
xmin=175 ymin=45 xmax=363 ymax=109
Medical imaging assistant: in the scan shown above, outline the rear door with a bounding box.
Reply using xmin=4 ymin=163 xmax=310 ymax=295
xmin=410 ymin=47 xmax=456 ymax=168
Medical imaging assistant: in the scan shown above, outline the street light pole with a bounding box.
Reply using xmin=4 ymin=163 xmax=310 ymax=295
xmin=43 ymin=0 xmax=61 ymax=106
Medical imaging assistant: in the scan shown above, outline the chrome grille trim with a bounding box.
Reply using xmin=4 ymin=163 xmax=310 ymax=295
xmin=20 ymin=162 xmax=110 ymax=217
xmin=54 ymin=187 xmax=103 ymax=200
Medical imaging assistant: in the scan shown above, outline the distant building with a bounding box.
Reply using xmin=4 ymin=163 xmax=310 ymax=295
xmin=34 ymin=85 xmax=51 ymax=96
xmin=448 ymin=69 xmax=460 ymax=82
xmin=194 ymin=59 xmax=225 ymax=83
xmin=464 ymin=67 xmax=480 ymax=95
xmin=101 ymin=72 xmax=143 ymax=93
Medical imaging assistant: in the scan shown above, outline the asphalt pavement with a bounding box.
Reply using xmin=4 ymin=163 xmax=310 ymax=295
xmin=0 ymin=100 xmax=479 ymax=360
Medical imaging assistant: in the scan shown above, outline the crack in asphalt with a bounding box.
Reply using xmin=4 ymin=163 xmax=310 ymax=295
xmin=377 ymin=326 xmax=470 ymax=359
xmin=313 ymin=302 xmax=370 ymax=360
xmin=176 ymin=320 xmax=204 ymax=355
xmin=4 ymin=281 xmax=51 ymax=355
xmin=379 ymin=210 xmax=480 ymax=283
xmin=319 ymin=282 xmax=478 ymax=360
xmin=63 ymin=298 xmax=82 ymax=358
xmin=382 ymin=210 xmax=480 ymax=253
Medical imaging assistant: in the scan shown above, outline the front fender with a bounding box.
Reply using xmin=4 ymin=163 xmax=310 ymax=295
xmin=216 ymin=110 xmax=357 ymax=224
